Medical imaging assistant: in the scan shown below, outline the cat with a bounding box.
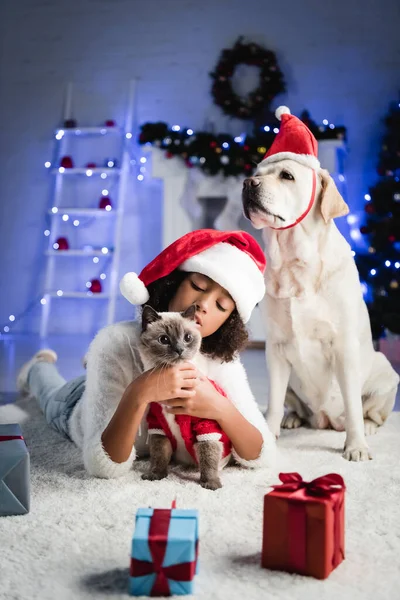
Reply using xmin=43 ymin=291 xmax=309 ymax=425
xmin=138 ymin=304 xmax=231 ymax=490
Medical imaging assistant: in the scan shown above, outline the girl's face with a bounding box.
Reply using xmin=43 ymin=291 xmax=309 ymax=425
xmin=168 ymin=272 xmax=235 ymax=337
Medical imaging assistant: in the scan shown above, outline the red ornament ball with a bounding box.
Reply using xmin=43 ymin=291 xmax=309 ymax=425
xmin=99 ymin=196 xmax=113 ymax=210
xmin=185 ymin=159 xmax=193 ymax=168
xmin=105 ymin=120 xmax=116 ymax=127
xmin=86 ymin=162 xmax=97 ymax=169
xmin=365 ymin=204 xmax=375 ymax=215
xmin=89 ymin=279 xmax=102 ymax=294
xmin=63 ymin=119 xmax=77 ymax=128
xmin=55 ymin=237 xmax=69 ymax=250
xmin=210 ymin=141 xmax=217 ymax=148
xmin=165 ymin=152 xmax=174 ymax=159
xmin=60 ymin=156 xmax=74 ymax=169
xmin=388 ymin=235 xmax=396 ymax=243
xmin=360 ymin=226 xmax=370 ymax=235
xmin=243 ymin=145 xmax=250 ymax=151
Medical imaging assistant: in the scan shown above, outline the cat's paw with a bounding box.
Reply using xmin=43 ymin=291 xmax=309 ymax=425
xmin=200 ymin=478 xmax=222 ymax=491
xmin=141 ymin=471 xmax=168 ymax=481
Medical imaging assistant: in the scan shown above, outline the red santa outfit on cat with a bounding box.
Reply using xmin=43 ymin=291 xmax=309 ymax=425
xmin=147 ymin=379 xmax=232 ymax=463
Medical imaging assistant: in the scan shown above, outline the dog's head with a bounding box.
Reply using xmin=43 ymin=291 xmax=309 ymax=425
xmin=242 ymin=158 xmax=349 ymax=230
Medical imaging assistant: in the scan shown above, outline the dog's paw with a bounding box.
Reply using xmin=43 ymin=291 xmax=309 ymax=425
xmin=343 ymin=441 xmax=372 ymax=462
xmin=364 ymin=418 xmax=379 ymax=436
xmin=266 ymin=415 xmax=282 ymax=439
xmin=281 ymin=412 xmax=303 ymax=430
xmin=200 ymin=478 xmax=222 ymax=491
xmin=141 ymin=471 xmax=168 ymax=481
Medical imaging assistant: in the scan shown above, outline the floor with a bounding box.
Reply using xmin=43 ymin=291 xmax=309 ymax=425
xmin=1 ymin=332 xmax=399 ymax=410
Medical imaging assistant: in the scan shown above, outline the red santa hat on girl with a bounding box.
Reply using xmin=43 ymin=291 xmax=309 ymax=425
xmin=260 ymin=106 xmax=320 ymax=170
xmin=120 ymin=229 xmax=266 ymax=323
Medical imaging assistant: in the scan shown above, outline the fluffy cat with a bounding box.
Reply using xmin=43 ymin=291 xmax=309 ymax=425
xmin=138 ymin=304 xmax=231 ymax=490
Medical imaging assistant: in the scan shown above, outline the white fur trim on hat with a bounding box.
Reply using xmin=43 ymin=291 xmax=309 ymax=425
xmin=275 ymin=105 xmax=291 ymax=120
xmin=259 ymin=151 xmax=320 ymax=170
xmin=180 ymin=242 xmax=265 ymax=323
xmin=119 ymin=272 xmax=150 ymax=305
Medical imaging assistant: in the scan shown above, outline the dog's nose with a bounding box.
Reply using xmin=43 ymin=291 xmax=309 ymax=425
xmin=243 ymin=177 xmax=261 ymax=188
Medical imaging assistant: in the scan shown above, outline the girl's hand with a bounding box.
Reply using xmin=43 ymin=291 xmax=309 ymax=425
xmin=163 ymin=373 xmax=229 ymax=420
xmin=131 ymin=362 xmax=197 ymax=406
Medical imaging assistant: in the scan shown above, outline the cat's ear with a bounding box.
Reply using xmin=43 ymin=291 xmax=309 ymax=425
xmin=141 ymin=305 xmax=161 ymax=331
xmin=182 ymin=304 xmax=196 ymax=321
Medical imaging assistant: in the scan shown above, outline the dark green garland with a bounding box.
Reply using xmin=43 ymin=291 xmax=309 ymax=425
xmin=138 ymin=112 xmax=346 ymax=178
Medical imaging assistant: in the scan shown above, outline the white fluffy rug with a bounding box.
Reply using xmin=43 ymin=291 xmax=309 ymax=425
xmin=0 ymin=396 xmax=399 ymax=600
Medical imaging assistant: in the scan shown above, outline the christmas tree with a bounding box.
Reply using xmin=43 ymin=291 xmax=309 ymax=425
xmin=356 ymin=100 xmax=400 ymax=339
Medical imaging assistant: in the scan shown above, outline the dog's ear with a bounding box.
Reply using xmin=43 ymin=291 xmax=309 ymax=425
xmin=319 ymin=169 xmax=349 ymax=223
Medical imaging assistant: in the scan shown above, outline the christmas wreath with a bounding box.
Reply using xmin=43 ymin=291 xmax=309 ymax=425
xmin=210 ymin=37 xmax=285 ymax=120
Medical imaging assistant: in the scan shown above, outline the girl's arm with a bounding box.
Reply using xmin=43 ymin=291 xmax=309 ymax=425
xmin=101 ymin=365 xmax=196 ymax=464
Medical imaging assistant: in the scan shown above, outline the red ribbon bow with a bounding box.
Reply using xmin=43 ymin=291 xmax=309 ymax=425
xmin=271 ymin=472 xmax=345 ymax=575
xmin=272 ymin=472 xmax=346 ymax=496
xmin=130 ymin=503 xmax=197 ymax=597
xmin=0 ymin=435 xmax=24 ymax=442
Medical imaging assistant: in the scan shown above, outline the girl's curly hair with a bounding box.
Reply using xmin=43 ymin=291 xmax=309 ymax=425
xmin=144 ymin=269 xmax=249 ymax=362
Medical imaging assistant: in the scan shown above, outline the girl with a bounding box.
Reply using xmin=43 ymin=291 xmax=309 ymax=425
xmin=17 ymin=229 xmax=276 ymax=479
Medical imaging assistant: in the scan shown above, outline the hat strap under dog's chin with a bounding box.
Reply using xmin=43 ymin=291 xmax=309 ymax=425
xmin=270 ymin=170 xmax=317 ymax=231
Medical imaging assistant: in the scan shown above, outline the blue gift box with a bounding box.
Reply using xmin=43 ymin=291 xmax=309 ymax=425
xmin=129 ymin=507 xmax=199 ymax=597
xmin=0 ymin=423 xmax=30 ymax=516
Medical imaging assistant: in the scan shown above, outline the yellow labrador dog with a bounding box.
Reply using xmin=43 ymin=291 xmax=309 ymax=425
xmin=242 ymin=158 xmax=399 ymax=461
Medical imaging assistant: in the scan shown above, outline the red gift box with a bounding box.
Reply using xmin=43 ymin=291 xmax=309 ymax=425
xmin=262 ymin=472 xmax=345 ymax=579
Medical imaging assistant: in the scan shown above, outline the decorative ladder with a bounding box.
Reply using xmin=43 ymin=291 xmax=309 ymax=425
xmin=40 ymin=80 xmax=137 ymax=338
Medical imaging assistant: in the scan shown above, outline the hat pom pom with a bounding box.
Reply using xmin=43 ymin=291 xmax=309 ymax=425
xmin=119 ymin=272 xmax=150 ymax=305
xmin=275 ymin=106 xmax=291 ymax=121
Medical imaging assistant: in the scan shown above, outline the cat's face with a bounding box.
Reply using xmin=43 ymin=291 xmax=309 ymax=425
xmin=139 ymin=305 xmax=201 ymax=366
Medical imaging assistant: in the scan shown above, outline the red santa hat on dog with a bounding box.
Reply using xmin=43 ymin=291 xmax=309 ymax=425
xmin=261 ymin=106 xmax=320 ymax=170
xmin=120 ymin=229 xmax=266 ymax=323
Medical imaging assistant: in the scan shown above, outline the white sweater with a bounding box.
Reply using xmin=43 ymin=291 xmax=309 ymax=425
xmin=68 ymin=320 xmax=276 ymax=479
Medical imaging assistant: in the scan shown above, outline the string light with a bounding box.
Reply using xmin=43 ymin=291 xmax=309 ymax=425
xmin=263 ymin=126 xmax=270 ymax=132
xmin=172 ymin=125 xmax=180 ymax=131
xmin=107 ymin=161 xmax=114 ymax=168
xmin=73 ymin=220 xmax=79 ymax=226
xmin=86 ymin=169 xmax=93 ymax=177
xmin=4 ymin=326 xmax=9 ymax=333
xmin=186 ymin=129 xmax=194 ymax=135
xmin=370 ymin=269 xmax=377 ymax=276
xmin=59 ymin=167 xmax=65 ymax=174
xmin=56 ymin=290 xmax=63 ymax=296
xmin=395 ymin=262 xmax=400 ymax=269
xmin=100 ymin=173 xmax=107 ymax=179
xmin=385 ymin=260 xmax=391 ymax=267
xmin=101 ymin=247 xmax=109 ymax=254
xmin=102 ymin=189 xmax=109 ymax=195
xmin=93 ymin=257 xmax=99 ymax=263
xmin=53 ymin=243 xmax=59 ymax=250
xmin=234 ymin=136 xmax=243 ymax=142
xmin=137 ymin=174 xmax=144 ymax=181
xmin=62 ymin=214 xmax=69 ymax=221
xmin=44 ymin=230 xmax=50 ymax=236
xmin=9 ymin=315 xmax=15 ymax=322
xmin=364 ymin=194 xmax=371 ymax=201
xmin=52 ymin=207 xmax=58 ymax=213
xmin=273 ymin=128 xmax=279 ymax=134
xmin=140 ymin=157 xmax=147 ymax=164
xmin=45 ymin=162 xmax=51 ymax=168
xmin=347 ymin=214 xmax=357 ymax=225
xmin=40 ymin=298 xmax=47 ymax=305
xmin=322 ymin=119 xmax=329 ymax=125
xmin=125 ymin=132 xmax=133 ymax=139
xmin=351 ymin=250 xmax=356 ymax=256
xmin=55 ymin=130 xmax=64 ymax=140
xmin=100 ymin=273 xmax=106 ymax=280
xmin=222 ymin=142 xmax=229 ymax=149
xmin=105 ymin=205 xmax=112 ymax=211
